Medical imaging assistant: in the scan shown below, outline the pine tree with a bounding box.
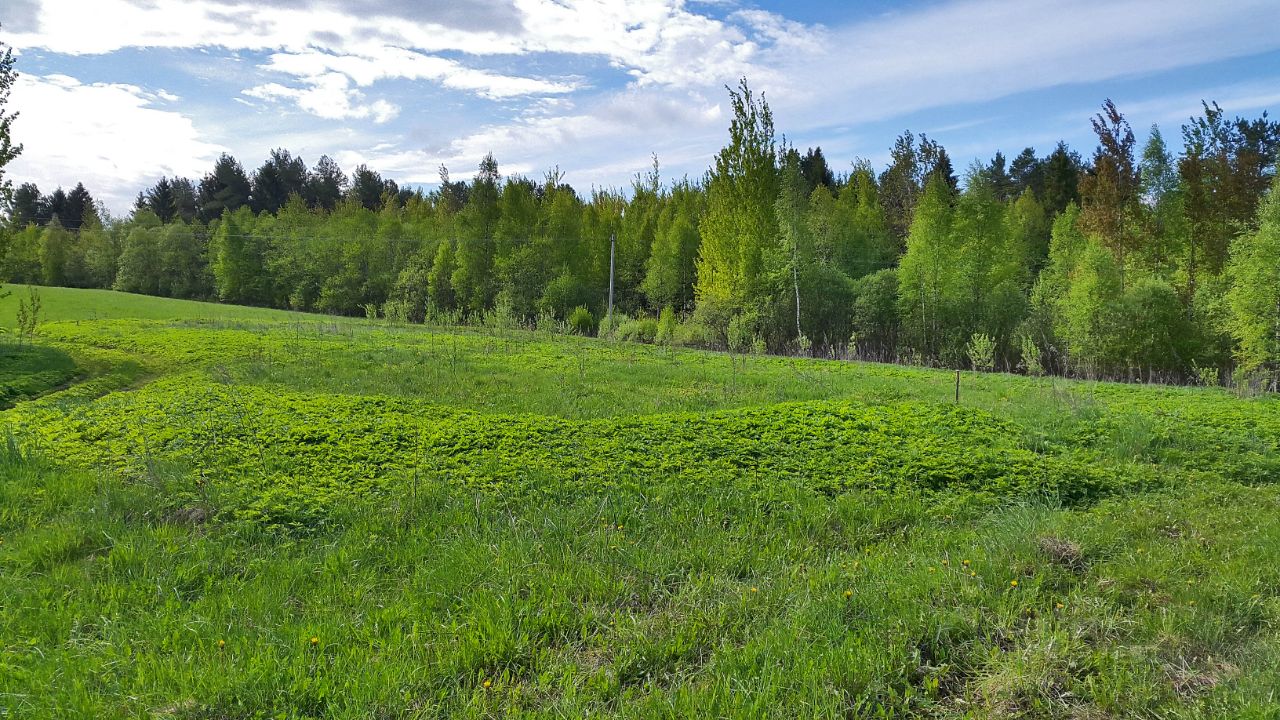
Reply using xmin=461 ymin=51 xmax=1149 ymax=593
xmin=305 ymin=155 xmax=348 ymax=211
xmin=198 ymin=154 xmax=251 ymax=222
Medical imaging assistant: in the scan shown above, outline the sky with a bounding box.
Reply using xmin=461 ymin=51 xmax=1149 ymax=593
xmin=2 ymin=0 xmax=1280 ymax=214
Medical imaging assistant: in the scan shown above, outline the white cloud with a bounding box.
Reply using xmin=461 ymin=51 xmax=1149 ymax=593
xmin=5 ymin=73 xmax=225 ymax=213
xmin=244 ymin=74 xmax=400 ymax=123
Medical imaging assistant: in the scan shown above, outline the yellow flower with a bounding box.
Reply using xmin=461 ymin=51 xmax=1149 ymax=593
xmin=751 ymin=587 xmax=758 ymax=593
xmin=844 ymin=590 xmax=853 ymax=599
xmin=969 ymin=572 xmax=976 ymax=578
xmin=1010 ymin=580 xmax=1019 ymax=588
xmin=962 ymin=560 xmax=970 ymax=567
xmin=1055 ymin=602 xmax=1064 ymax=610
xmin=483 ymin=679 xmax=492 ymax=689
xmin=218 ymin=639 xmax=226 ymax=649
xmin=942 ymin=559 xmax=949 ymax=566
xmin=310 ymin=636 xmax=319 ymax=646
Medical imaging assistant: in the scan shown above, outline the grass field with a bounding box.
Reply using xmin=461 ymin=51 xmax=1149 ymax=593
xmin=3 ymin=285 xmax=1280 ymax=718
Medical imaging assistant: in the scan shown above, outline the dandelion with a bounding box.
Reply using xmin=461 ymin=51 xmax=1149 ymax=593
xmin=969 ymin=572 xmax=976 ymax=578
xmin=483 ymin=679 xmax=492 ymax=689
xmin=962 ymin=560 xmax=970 ymax=567
xmin=218 ymin=639 xmax=226 ymax=649
xmin=844 ymin=590 xmax=853 ymax=599
xmin=1055 ymin=602 xmax=1064 ymax=610
xmin=1010 ymin=580 xmax=1018 ymax=588
xmin=751 ymin=587 xmax=758 ymax=593
xmin=310 ymin=636 xmax=319 ymax=646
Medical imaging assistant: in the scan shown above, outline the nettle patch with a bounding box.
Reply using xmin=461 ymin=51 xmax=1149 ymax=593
xmin=9 ymin=374 xmax=1132 ymax=527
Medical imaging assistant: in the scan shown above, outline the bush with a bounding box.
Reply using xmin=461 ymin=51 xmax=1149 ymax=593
xmin=967 ymin=333 xmax=996 ymax=372
xmin=568 ymin=306 xmax=595 ymax=336
xmin=1019 ymin=331 xmax=1044 ymax=376
xmin=656 ymin=306 xmax=677 ymax=345
xmin=727 ymin=313 xmax=754 ymax=354
xmin=617 ymin=317 xmax=659 ymax=344
xmin=674 ymin=316 xmax=718 ymax=348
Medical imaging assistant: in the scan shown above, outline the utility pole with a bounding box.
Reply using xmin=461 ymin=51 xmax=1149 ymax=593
xmin=607 ymin=208 xmax=622 ymax=330
xmin=607 ymin=230 xmax=615 ymax=329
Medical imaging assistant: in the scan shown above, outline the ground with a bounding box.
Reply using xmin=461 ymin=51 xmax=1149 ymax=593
xmin=1 ymin=285 xmax=1279 ymax=719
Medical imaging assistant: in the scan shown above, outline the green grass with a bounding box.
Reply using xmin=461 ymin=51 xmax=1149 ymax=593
xmin=0 ymin=343 xmax=80 ymax=408
xmin=3 ymin=286 xmax=1280 ymax=718
xmin=0 ymin=283 xmax=318 ymax=329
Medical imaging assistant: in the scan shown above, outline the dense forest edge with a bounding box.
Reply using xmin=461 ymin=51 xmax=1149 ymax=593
xmin=2 ymin=61 xmax=1279 ymax=389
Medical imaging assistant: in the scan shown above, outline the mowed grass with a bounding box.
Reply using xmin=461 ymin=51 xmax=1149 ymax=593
xmin=3 ymin=286 xmax=1280 ymax=718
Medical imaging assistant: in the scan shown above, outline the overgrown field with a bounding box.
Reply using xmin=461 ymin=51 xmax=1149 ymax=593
xmin=3 ymin=286 xmax=1280 ymax=718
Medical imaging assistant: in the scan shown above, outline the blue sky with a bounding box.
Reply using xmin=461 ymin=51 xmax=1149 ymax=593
xmin=3 ymin=0 xmax=1279 ymax=213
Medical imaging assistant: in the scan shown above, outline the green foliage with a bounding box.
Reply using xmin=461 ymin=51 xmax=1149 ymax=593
xmin=696 ymin=79 xmax=779 ymax=312
xmin=1226 ymin=176 xmax=1280 ymax=385
xmin=6 ymin=289 xmax=1280 ymax=716
xmin=966 ymin=332 xmax=996 ymax=371
xmin=656 ymin=306 xmax=677 ymax=345
xmin=568 ymin=305 xmax=595 ymax=336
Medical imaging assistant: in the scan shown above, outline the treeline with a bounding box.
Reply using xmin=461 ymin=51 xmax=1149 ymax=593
xmin=3 ymin=83 xmax=1279 ymax=387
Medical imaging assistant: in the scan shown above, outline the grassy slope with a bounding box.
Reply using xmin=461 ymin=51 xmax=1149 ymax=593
xmin=2 ymin=286 xmax=1280 ymax=719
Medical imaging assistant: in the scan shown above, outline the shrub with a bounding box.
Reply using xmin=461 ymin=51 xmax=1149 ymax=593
xmin=967 ymin=333 xmax=997 ymax=372
xmin=617 ymin=317 xmax=659 ymax=344
xmin=656 ymin=306 xmax=677 ymax=346
xmin=1019 ymin=332 xmax=1044 ymax=376
xmin=568 ymin=306 xmax=595 ymax=336
xmin=727 ymin=313 xmax=754 ymax=354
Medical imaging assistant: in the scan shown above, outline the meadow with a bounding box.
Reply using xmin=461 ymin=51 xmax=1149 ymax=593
xmin=3 ymin=285 xmax=1280 ymax=719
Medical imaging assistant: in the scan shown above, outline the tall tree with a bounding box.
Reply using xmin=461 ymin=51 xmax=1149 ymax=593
xmin=695 ymin=78 xmax=779 ymax=316
xmin=1078 ymin=100 xmax=1139 ymax=264
xmin=349 ymin=164 xmax=396 ymax=212
xmin=9 ymin=182 xmax=42 ymax=228
xmin=252 ymin=148 xmax=308 ymax=215
xmin=0 ymin=34 xmax=22 ymax=209
xmin=1040 ymin=142 xmax=1084 ymax=216
xmin=63 ymin=183 xmax=96 ymax=230
xmin=1226 ymin=174 xmax=1280 ymax=387
xmin=799 ymin=146 xmax=835 ymax=197
xmin=304 ymin=155 xmax=348 ymax=211
xmin=451 ymin=153 xmax=501 ymax=313
xmin=145 ymin=177 xmax=177 ymax=223
xmin=198 ymin=154 xmax=251 ymax=222
xmin=897 ymin=175 xmax=957 ymax=361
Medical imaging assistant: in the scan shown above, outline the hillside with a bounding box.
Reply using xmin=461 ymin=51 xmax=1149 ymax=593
xmin=2 ymin=286 xmax=1280 ymax=718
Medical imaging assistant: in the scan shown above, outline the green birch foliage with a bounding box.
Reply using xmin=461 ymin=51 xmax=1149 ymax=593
xmin=642 ymin=182 xmax=702 ymax=311
xmin=1226 ymin=176 xmax=1280 ymax=378
xmin=897 ymin=175 xmax=956 ymax=361
xmin=695 ymin=79 xmax=779 ymax=312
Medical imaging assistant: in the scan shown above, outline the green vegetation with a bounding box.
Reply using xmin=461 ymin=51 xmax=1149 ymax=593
xmin=2 ymin=287 xmax=1280 ymax=717
xmin=6 ymin=85 xmax=1278 ymax=388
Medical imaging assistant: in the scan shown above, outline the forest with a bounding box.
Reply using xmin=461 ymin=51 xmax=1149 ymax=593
xmin=3 ymin=80 xmax=1279 ymax=387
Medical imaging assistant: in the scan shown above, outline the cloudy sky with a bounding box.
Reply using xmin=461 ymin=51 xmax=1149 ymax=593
xmin=3 ymin=0 xmax=1279 ymax=213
